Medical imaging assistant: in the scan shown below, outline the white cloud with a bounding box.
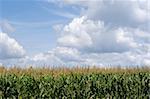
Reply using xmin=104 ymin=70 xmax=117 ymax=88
xmin=57 ymin=16 xmax=144 ymax=53
xmin=1 ymin=0 xmax=150 ymax=67
xmin=143 ymin=59 xmax=150 ymax=65
xmin=9 ymin=46 xmax=81 ymax=67
xmin=53 ymin=15 xmax=150 ymax=66
xmin=64 ymin=0 xmax=150 ymax=31
xmin=29 ymin=0 xmax=150 ymax=66
xmin=13 ymin=46 xmax=82 ymax=67
xmin=53 ymin=47 xmax=82 ymax=62
xmin=29 ymin=52 xmax=64 ymax=67
xmin=58 ymin=16 xmax=93 ymax=48
xmin=0 ymin=32 xmax=25 ymax=59
xmin=82 ymin=51 xmax=150 ymax=67
xmin=33 ymin=1 xmax=150 ymax=66
xmin=26 ymin=46 xmax=150 ymax=67
xmin=31 ymin=47 xmax=82 ymax=66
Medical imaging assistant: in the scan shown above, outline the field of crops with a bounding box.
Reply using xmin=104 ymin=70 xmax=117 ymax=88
xmin=0 ymin=66 xmax=149 ymax=98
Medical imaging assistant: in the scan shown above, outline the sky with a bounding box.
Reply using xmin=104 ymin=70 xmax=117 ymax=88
xmin=0 ymin=0 xmax=150 ymax=67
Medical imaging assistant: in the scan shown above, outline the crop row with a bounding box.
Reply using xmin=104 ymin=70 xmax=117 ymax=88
xmin=0 ymin=73 xmax=149 ymax=98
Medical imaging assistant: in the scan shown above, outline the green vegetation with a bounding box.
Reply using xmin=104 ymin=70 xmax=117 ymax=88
xmin=0 ymin=66 xmax=149 ymax=98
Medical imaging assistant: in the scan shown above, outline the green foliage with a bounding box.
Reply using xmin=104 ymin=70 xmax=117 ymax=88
xmin=0 ymin=73 xmax=149 ymax=98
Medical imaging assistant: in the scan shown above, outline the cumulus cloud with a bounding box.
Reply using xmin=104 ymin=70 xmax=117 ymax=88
xmin=26 ymin=45 xmax=149 ymax=67
xmin=51 ymin=0 xmax=150 ymax=66
xmin=58 ymin=16 xmax=147 ymax=53
xmin=54 ymin=47 xmax=84 ymax=62
xmin=36 ymin=24 xmax=150 ymax=66
xmin=28 ymin=47 xmax=82 ymax=66
xmin=57 ymin=16 xmax=93 ymax=49
xmin=29 ymin=0 xmax=149 ymax=67
xmin=64 ymin=0 xmax=150 ymax=31
xmin=29 ymin=52 xmax=64 ymax=67
xmin=8 ymin=46 xmax=81 ymax=67
xmin=1 ymin=0 xmax=149 ymax=67
xmin=54 ymin=15 xmax=150 ymax=66
xmin=84 ymin=50 xmax=150 ymax=66
xmin=0 ymin=32 xmax=25 ymax=59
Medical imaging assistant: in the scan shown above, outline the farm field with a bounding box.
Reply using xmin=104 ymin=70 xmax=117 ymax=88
xmin=0 ymin=66 xmax=149 ymax=98
xmin=1 ymin=0 xmax=150 ymax=98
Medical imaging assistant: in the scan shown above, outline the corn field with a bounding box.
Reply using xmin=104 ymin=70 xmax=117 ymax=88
xmin=0 ymin=66 xmax=150 ymax=98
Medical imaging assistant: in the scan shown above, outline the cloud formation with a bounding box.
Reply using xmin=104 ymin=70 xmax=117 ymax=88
xmin=23 ymin=47 xmax=82 ymax=67
xmin=58 ymin=16 xmax=146 ymax=53
xmin=53 ymin=15 xmax=150 ymax=66
xmin=25 ymin=0 xmax=149 ymax=67
xmin=1 ymin=0 xmax=150 ymax=67
xmin=0 ymin=32 xmax=25 ymax=59
xmin=65 ymin=0 xmax=150 ymax=31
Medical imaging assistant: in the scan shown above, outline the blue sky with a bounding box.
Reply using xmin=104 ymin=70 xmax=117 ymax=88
xmin=0 ymin=0 xmax=150 ymax=67
xmin=1 ymin=0 xmax=79 ymax=55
